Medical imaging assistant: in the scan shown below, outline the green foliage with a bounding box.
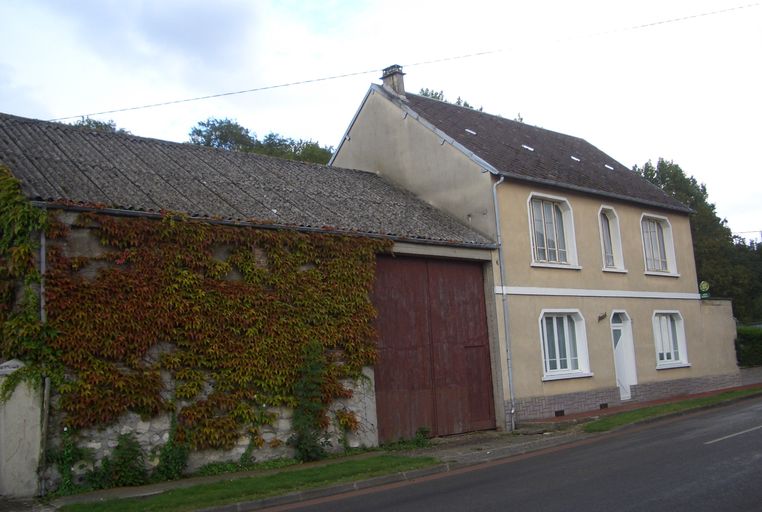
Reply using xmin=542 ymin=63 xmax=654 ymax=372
xmin=87 ymin=434 xmax=147 ymax=489
xmin=0 ymin=166 xmax=61 ymax=399
xmin=382 ymin=426 xmax=432 ymax=450
xmin=188 ymin=118 xmax=333 ymax=164
xmin=419 ymin=88 xmax=444 ymax=101
xmin=71 ymin=118 xmax=130 ymax=135
xmin=583 ymin=387 xmax=762 ymax=433
xmin=736 ymin=327 xmax=762 ymax=367
xmin=196 ymin=457 xmax=297 ymax=477
xmin=189 ymin=118 xmax=255 ymax=151
xmin=635 ymin=158 xmax=762 ymax=322
xmin=289 ymin=340 xmax=329 ymax=462
xmin=58 ymin=455 xmax=439 ymax=512
xmin=418 ymin=88 xmax=483 ymax=111
xmin=49 ymin=429 xmax=88 ymax=494
xmin=152 ymin=416 xmax=189 ymax=482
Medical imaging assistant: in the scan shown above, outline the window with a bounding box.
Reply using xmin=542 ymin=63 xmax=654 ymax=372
xmin=539 ymin=310 xmax=591 ymax=379
xmin=652 ymin=311 xmax=689 ymax=368
xmin=529 ymin=195 xmax=578 ymax=267
xmin=598 ymin=206 xmax=625 ymax=271
xmin=640 ymin=214 xmax=677 ymax=275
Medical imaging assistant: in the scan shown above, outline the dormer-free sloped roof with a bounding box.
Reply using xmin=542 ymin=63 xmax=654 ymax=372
xmin=399 ymin=91 xmax=690 ymax=213
xmin=0 ymin=112 xmax=493 ymax=248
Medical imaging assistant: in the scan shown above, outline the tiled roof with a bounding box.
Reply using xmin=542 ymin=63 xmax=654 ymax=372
xmin=0 ymin=112 xmax=493 ymax=247
xmin=401 ymin=92 xmax=689 ymax=213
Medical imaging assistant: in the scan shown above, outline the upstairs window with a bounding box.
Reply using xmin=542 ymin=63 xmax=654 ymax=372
xmin=529 ymin=195 xmax=578 ymax=267
xmin=599 ymin=206 xmax=625 ymax=271
xmin=640 ymin=214 xmax=677 ymax=275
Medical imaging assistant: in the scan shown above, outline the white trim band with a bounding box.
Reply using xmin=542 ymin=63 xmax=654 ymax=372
xmin=496 ymin=286 xmax=700 ymax=300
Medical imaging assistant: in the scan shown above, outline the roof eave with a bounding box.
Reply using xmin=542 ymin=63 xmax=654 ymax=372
xmin=496 ymin=171 xmax=694 ymax=214
xmin=32 ymin=200 xmax=497 ymax=250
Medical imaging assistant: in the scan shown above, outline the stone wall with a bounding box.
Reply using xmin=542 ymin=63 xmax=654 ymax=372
xmin=629 ymin=372 xmax=741 ymax=402
xmin=513 ymin=386 xmax=623 ymax=422
xmin=32 ymin=211 xmax=382 ymax=491
xmin=40 ymin=367 xmax=378 ymax=491
xmin=741 ymin=366 xmax=762 ymax=386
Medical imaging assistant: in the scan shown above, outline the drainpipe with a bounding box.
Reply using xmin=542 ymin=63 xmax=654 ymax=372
xmin=38 ymin=227 xmax=51 ymax=496
xmin=492 ymin=176 xmax=517 ymax=431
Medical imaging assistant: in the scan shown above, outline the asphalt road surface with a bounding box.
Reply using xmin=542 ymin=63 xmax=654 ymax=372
xmin=275 ymin=396 xmax=762 ymax=511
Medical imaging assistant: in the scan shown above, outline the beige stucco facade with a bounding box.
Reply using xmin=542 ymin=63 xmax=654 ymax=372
xmin=333 ymin=83 xmax=740 ymax=424
xmin=333 ymin=86 xmax=496 ymax=238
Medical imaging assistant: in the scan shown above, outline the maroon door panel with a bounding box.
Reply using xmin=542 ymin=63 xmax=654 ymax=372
xmin=372 ymin=256 xmax=495 ymax=443
xmin=372 ymin=257 xmax=435 ymax=443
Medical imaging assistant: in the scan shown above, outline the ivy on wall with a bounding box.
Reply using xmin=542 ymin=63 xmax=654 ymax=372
xmin=1 ymin=165 xmax=391 ymax=450
xmin=45 ymin=212 xmax=390 ymax=449
xmin=0 ymin=166 xmax=59 ymax=399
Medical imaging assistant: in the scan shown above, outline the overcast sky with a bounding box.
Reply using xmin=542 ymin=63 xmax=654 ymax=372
xmin=1 ymin=0 xmax=760 ymax=241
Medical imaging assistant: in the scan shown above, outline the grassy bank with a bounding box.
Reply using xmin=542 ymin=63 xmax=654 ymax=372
xmin=60 ymin=454 xmax=438 ymax=512
xmin=583 ymin=387 xmax=762 ymax=433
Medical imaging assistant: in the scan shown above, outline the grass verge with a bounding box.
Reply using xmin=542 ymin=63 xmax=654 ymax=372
xmin=583 ymin=387 xmax=762 ymax=433
xmin=59 ymin=454 xmax=438 ymax=512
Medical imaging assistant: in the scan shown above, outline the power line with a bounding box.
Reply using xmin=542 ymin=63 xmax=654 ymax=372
xmin=48 ymin=2 xmax=760 ymax=122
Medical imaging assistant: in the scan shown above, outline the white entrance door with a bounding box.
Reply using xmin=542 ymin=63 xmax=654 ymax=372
xmin=611 ymin=312 xmax=637 ymax=400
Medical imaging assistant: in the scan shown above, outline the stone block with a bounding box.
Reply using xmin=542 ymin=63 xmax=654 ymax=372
xmin=276 ymin=418 xmax=292 ymax=432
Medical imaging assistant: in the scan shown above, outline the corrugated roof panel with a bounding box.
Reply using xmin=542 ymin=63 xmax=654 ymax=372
xmin=0 ymin=112 xmax=493 ymax=247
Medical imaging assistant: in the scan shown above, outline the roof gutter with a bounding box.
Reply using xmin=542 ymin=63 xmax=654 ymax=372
xmin=492 ymin=176 xmax=516 ymax=431
xmin=495 ymin=171 xmax=693 ymax=215
xmin=30 ymin=201 xmax=496 ymax=251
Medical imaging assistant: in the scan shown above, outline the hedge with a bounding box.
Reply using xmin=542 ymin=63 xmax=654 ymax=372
xmin=736 ymin=327 xmax=762 ymax=367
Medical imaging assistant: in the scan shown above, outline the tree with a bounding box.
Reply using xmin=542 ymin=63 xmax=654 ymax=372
xmin=635 ymin=158 xmax=762 ymax=321
xmin=189 ymin=118 xmax=255 ymax=152
xmin=72 ymin=117 xmax=130 ymax=134
xmin=419 ymin=88 xmax=444 ymax=101
xmin=188 ymin=118 xmax=333 ymax=164
xmin=419 ymin=88 xmax=483 ymax=111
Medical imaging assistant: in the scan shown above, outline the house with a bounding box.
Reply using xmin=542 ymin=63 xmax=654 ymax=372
xmin=331 ymin=65 xmax=740 ymax=427
xmin=0 ymin=111 xmax=500 ymax=495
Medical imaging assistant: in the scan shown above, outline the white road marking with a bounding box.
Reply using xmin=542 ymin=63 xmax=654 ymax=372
xmin=704 ymin=425 xmax=762 ymax=445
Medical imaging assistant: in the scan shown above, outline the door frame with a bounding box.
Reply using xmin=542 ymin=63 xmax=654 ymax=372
xmin=610 ymin=310 xmax=637 ymax=400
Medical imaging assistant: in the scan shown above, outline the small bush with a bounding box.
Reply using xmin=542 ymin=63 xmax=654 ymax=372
xmin=48 ymin=429 xmax=88 ymax=494
xmin=736 ymin=327 xmax=762 ymax=367
xmin=289 ymin=340 xmax=329 ymax=462
xmin=87 ymin=433 xmax=147 ymax=489
xmin=152 ymin=418 xmax=188 ymax=482
xmin=197 ymin=457 xmax=297 ymax=476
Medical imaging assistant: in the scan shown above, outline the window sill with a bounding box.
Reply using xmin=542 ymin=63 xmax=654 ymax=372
xmin=656 ymin=362 xmax=691 ymax=370
xmin=531 ymin=262 xmax=582 ymax=270
xmin=542 ymin=371 xmax=594 ymax=382
xmin=602 ymin=267 xmax=628 ymax=274
xmin=644 ymin=271 xmax=680 ymax=278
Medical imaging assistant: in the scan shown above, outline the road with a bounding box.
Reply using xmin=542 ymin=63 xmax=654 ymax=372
xmin=274 ymin=397 xmax=762 ymax=511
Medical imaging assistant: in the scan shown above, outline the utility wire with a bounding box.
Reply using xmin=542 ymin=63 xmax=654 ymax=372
xmin=48 ymin=2 xmax=760 ymax=122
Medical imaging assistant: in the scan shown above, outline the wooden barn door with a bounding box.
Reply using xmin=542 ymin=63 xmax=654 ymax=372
xmin=372 ymin=255 xmax=495 ymax=443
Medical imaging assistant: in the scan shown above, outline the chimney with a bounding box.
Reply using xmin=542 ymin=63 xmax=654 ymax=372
xmin=381 ymin=64 xmax=405 ymax=97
